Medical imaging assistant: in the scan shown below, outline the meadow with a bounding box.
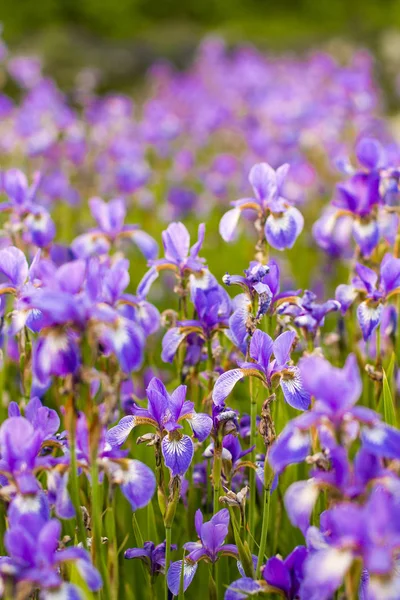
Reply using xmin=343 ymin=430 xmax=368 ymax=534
xmin=0 ymin=32 xmax=399 ymax=599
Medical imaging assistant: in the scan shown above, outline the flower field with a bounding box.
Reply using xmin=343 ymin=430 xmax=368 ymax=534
xmin=0 ymin=34 xmax=400 ymax=599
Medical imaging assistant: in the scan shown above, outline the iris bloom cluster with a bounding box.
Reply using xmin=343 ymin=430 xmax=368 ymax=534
xmin=0 ymin=29 xmax=400 ymax=600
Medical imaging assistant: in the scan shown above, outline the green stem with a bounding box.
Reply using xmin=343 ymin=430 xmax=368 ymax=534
xmin=90 ymin=459 xmax=111 ymax=599
xmin=209 ymin=565 xmax=218 ymax=600
xmin=68 ymin=413 xmax=88 ymax=550
xmin=256 ymin=485 xmax=271 ymax=577
xmin=132 ymin=513 xmax=144 ymax=547
xmin=376 ymin=325 xmax=381 ymax=366
xmin=207 ymin=337 xmax=215 ymax=397
xmin=165 ymin=526 xmax=172 ymax=600
xmin=397 ymin=295 xmax=400 ymax=364
xmin=110 ymin=494 xmax=119 ymax=600
xmin=212 ymin=440 xmax=222 ymax=513
xmin=248 ymin=377 xmax=257 ymax=549
xmin=132 ymin=513 xmax=151 ymax=589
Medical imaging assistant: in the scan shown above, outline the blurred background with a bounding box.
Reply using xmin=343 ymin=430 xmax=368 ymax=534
xmin=2 ymin=0 xmax=400 ymax=103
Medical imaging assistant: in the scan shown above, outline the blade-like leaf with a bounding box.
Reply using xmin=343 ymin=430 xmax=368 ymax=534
xmin=382 ymin=363 xmax=396 ymax=427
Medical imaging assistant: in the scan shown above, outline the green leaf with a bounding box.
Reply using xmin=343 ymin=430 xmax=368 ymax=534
xmin=386 ymin=352 xmax=395 ymax=382
xmin=382 ymin=363 xmax=396 ymax=427
xmin=228 ymin=508 xmax=254 ymax=578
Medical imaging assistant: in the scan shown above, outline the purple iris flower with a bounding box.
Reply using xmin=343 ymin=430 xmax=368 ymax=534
xmin=223 ymin=261 xmax=271 ymax=350
xmin=225 ymin=577 xmax=265 ymax=600
xmin=0 ymin=509 xmax=102 ymax=597
xmin=328 ymin=138 xmax=387 ymax=257
xmin=0 ymin=169 xmax=55 ymax=248
xmin=219 ymin=162 xmax=304 ymax=251
xmin=106 ymin=378 xmax=212 ymax=476
xmin=336 ymin=254 xmax=400 ymax=340
xmin=125 ymin=540 xmax=177 ymax=578
xmin=212 ymin=329 xmax=310 ymax=411
xmin=301 ymin=486 xmax=400 ymax=600
xmin=283 ymin=445 xmax=395 ymax=535
xmin=1 ymin=401 xmax=75 ymax=520
xmin=312 ymin=206 xmax=354 ymax=259
xmin=71 ymin=412 xmax=156 ymax=512
xmin=146 ymin=221 xmax=206 ymax=285
xmin=211 ymin=403 xmax=239 ymax=439
xmin=162 ymin=273 xmax=231 ymax=363
xmin=23 ymin=255 xmax=155 ymax=383
xmin=277 ymin=289 xmax=340 ymax=337
xmin=8 ymin=56 xmax=42 ymax=88
xmin=71 ymin=196 xmax=158 ymax=260
xmin=226 ymin=545 xmax=307 ymax=600
xmin=203 ymin=433 xmax=254 ymax=484
xmin=0 ymin=415 xmax=47 ymax=494
xmin=0 ymin=245 xmax=44 ymax=333
xmin=8 ymin=396 xmax=59 ymax=443
xmin=167 ymin=186 xmax=197 ymax=219
xmin=167 ymin=508 xmax=238 ymax=595
xmin=225 ymin=260 xmax=301 ymax=351
xmin=268 ymin=354 xmax=400 ymax=475
xmin=263 ymin=545 xmax=307 ymax=599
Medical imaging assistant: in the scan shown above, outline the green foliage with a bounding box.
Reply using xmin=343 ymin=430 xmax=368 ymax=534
xmin=382 ymin=355 xmax=397 ymax=427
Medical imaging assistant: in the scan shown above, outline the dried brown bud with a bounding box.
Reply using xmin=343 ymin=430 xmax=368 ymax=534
xmin=306 ymin=451 xmax=330 ymax=471
xmin=365 ymin=363 xmax=383 ymax=381
xmin=81 ymin=505 xmax=91 ymax=531
xmin=161 ymin=309 xmax=178 ymax=328
xmin=219 ymin=485 xmax=249 ymax=524
xmin=136 ymin=432 xmax=158 ymax=446
xmin=259 ymin=394 xmax=276 ymax=449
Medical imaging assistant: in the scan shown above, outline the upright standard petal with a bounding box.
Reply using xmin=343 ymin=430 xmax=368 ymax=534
xmin=355 ymin=262 xmax=378 ymax=293
xmin=356 ymin=137 xmax=383 ymax=169
xmin=299 ymin=354 xmax=361 ymax=412
xmin=0 ymin=246 xmax=28 ymax=287
xmin=249 ymin=329 xmax=273 ymax=371
xmin=190 ymin=223 xmax=205 ymax=258
xmin=263 ymin=557 xmax=291 ymax=596
xmin=3 ymin=169 xmax=28 ymax=205
xmin=201 ymin=521 xmax=228 ymax=559
xmin=90 ymin=197 xmax=126 ymax=235
xmin=162 ymin=222 xmax=190 ymax=263
xmin=273 ymin=330 xmax=296 ymax=367
xmin=249 ymin=163 xmax=277 ymax=203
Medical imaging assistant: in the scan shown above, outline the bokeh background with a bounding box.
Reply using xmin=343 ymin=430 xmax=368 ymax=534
xmin=3 ymin=0 xmax=400 ymax=105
